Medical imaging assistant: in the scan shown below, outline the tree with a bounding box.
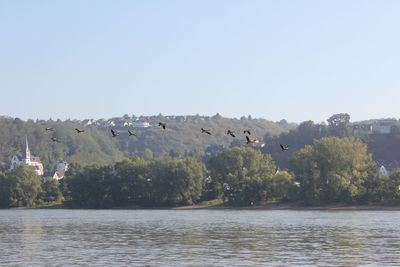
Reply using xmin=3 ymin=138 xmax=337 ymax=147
xmin=380 ymin=169 xmax=400 ymax=201
xmin=148 ymin=157 xmax=206 ymax=206
xmin=65 ymin=165 xmax=114 ymax=208
xmin=262 ymin=120 xmax=327 ymax=169
xmin=269 ymin=171 xmax=298 ymax=201
xmin=6 ymin=165 xmax=42 ymax=207
xmin=289 ymin=145 xmax=320 ymax=203
xmin=290 ymin=137 xmax=376 ymax=204
xmin=113 ymin=157 xmax=149 ymax=206
xmin=0 ymin=172 xmax=13 ymax=208
xmin=39 ymin=179 xmax=62 ymax=203
xmin=207 ymin=147 xmax=276 ymax=206
xmin=327 ymin=113 xmax=351 ymax=137
xmin=143 ymin=148 xmax=153 ymax=161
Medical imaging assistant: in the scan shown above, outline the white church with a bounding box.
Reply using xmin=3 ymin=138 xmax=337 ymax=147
xmin=10 ymin=137 xmax=69 ymax=180
xmin=10 ymin=137 xmax=44 ymax=176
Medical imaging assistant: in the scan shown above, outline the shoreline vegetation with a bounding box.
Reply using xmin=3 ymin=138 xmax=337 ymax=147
xmin=2 ymin=114 xmax=400 ymax=209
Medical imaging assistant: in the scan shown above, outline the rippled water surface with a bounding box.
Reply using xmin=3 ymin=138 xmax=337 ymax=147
xmin=1 ymin=209 xmax=400 ymax=266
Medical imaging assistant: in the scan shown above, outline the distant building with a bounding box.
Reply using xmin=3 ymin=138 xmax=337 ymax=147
xmin=352 ymin=119 xmax=398 ymax=135
xmin=82 ymin=119 xmax=97 ymax=126
xmin=132 ymin=120 xmax=151 ymax=128
xmin=373 ymin=119 xmax=397 ymax=134
xmin=352 ymin=124 xmax=373 ymax=135
xmin=53 ymin=160 xmax=69 ymax=180
xmin=378 ymin=165 xmax=389 ymax=177
xmin=10 ymin=137 xmax=44 ymax=176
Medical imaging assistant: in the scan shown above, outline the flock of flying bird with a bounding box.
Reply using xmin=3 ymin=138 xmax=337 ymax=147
xmin=44 ymin=122 xmax=290 ymax=151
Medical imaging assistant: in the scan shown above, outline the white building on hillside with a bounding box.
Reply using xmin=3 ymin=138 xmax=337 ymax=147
xmin=132 ymin=120 xmax=151 ymax=128
xmin=378 ymin=165 xmax=389 ymax=177
xmin=53 ymin=160 xmax=69 ymax=180
xmin=10 ymin=137 xmax=44 ymax=176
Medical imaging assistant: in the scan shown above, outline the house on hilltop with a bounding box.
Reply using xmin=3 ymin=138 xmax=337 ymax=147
xmin=352 ymin=119 xmax=398 ymax=135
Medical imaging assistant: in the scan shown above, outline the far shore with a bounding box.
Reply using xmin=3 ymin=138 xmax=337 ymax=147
xmin=173 ymin=202 xmax=400 ymax=211
xmin=8 ymin=202 xmax=400 ymax=211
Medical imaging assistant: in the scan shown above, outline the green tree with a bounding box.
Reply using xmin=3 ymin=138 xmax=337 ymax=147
xmin=207 ymin=147 xmax=276 ymax=206
xmin=262 ymin=120 xmax=327 ymax=169
xmin=380 ymin=169 xmax=400 ymax=201
xmin=39 ymin=179 xmax=63 ymax=203
xmin=290 ymin=137 xmax=376 ymax=204
xmin=65 ymin=165 xmax=114 ymax=208
xmin=269 ymin=171 xmax=298 ymax=201
xmin=0 ymin=172 xmax=13 ymax=208
xmin=7 ymin=165 xmax=42 ymax=207
xmin=148 ymin=157 xmax=206 ymax=206
xmin=113 ymin=156 xmax=149 ymax=206
xmin=327 ymin=113 xmax=351 ymax=137
xmin=289 ymin=145 xmax=320 ymax=203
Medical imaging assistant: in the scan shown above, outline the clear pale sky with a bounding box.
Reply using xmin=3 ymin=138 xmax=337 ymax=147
xmin=0 ymin=1 xmax=399 ymax=123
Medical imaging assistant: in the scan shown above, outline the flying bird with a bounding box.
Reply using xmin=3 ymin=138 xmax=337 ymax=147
xmin=51 ymin=137 xmax=60 ymax=143
xmin=158 ymin=122 xmax=166 ymax=130
xmin=201 ymin=128 xmax=212 ymax=135
xmin=45 ymin=127 xmax=54 ymax=132
xmin=245 ymin=136 xmax=265 ymax=148
xmin=243 ymin=130 xmax=251 ymax=135
xmin=246 ymin=135 xmax=260 ymax=144
xmin=75 ymin=128 xmax=85 ymax=133
xmin=111 ymin=129 xmax=119 ymax=137
xmin=128 ymin=130 xmax=136 ymax=137
xmin=280 ymin=144 xmax=289 ymax=151
xmin=227 ymin=130 xmax=236 ymax=138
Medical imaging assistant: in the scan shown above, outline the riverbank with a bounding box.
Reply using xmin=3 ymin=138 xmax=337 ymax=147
xmin=9 ymin=201 xmax=400 ymax=210
xmin=174 ymin=202 xmax=400 ymax=211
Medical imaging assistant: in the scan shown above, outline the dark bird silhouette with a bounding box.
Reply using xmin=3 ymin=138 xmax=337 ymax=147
xmin=128 ymin=130 xmax=136 ymax=137
xmin=75 ymin=128 xmax=85 ymax=133
xmin=246 ymin=136 xmax=261 ymax=144
xmin=246 ymin=136 xmax=265 ymax=148
xmin=111 ymin=129 xmax=119 ymax=137
xmin=45 ymin=127 xmax=54 ymax=132
xmin=280 ymin=144 xmax=289 ymax=151
xmin=243 ymin=130 xmax=251 ymax=135
xmin=227 ymin=130 xmax=236 ymax=138
xmin=158 ymin=122 xmax=166 ymax=130
xmin=201 ymin=128 xmax=212 ymax=135
xmin=51 ymin=137 xmax=60 ymax=143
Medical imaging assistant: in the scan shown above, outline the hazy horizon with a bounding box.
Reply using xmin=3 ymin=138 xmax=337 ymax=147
xmin=1 ymin=1 xmax=399 ymax=123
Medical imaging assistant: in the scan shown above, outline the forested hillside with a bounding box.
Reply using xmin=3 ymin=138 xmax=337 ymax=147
xmin=0 ymin=115 xmax=293 ymax=174
xmin=0 ymin=117 xmax=124 ymax=175
xmin=263 ymin=114 xmax=400 ymax=170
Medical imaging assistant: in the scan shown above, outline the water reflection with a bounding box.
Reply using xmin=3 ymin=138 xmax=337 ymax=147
xmin=0 ymin=210 xmax=400 ymax=266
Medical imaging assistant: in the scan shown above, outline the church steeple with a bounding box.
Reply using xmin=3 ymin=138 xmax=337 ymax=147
xmin=24 ymin=136 xmax=31 ymax=164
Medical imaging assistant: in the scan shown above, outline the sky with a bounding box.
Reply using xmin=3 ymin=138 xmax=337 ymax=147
xmin=0 ymin=1 xmax=399 ymax=123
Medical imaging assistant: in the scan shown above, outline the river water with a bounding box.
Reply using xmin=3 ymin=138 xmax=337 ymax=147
xmin=0 ymin=209 xmax=399 ymax=266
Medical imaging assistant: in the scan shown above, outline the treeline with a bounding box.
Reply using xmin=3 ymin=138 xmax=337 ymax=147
xmin=63 ymin=137 xmax=400 ymax=208
xmin=3 ymin=136 xmax=400 ymax=208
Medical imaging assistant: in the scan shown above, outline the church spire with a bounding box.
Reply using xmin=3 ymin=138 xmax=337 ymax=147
xmin=24 ymin=136 xmax=31 ymax=164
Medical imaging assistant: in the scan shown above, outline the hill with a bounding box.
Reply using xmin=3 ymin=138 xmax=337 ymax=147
xmin=0 ymin=114 xmax=294 ymax=174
